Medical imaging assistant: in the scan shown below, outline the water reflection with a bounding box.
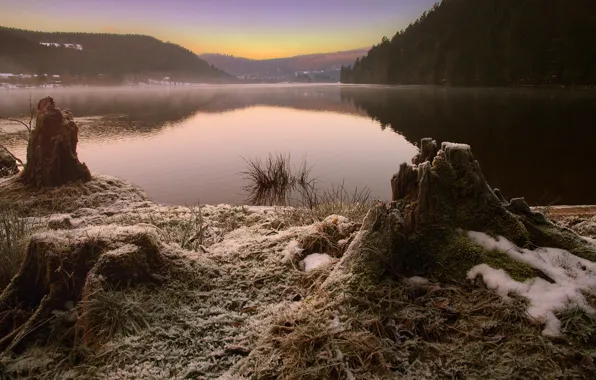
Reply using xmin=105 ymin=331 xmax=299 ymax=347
xmin=1 ymin=85 xmax=594 ymax=205
xmin=341 ymin=86 xmax=596 ymax=205
xmin=1 ymin=85 xmax=367 ymax=144
xmin=77 ymin=106 xmax=417 ymax=205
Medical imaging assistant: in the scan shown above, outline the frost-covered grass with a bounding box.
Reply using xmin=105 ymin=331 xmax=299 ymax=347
xmin=0 ymin=179 xmax=360 ymax=378
xmin=557 ymin=215 xmax=596 ymax=240
xmin=226 ymin=277 xmax=595 ymax=380
xmin=79 ymin=287 xmax=152 ymax=345
xmin=2 ymin=174 xmax=596 ymax=379
xmin=0 ymin=174 xmax=146 ymax=216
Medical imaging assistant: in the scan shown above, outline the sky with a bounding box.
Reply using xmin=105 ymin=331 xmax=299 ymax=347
xmin=1 ymin=0 xmax=437 ymax=59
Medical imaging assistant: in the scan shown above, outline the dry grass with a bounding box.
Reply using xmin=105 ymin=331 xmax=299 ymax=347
xmin=243 ymin=154 xmax=372 ymax=223
xmin=236 ymin=279 xmax=596 ymax=379
xmin=0 ymin=203 xmax=37 ymax=290
xmin=148 ymin=203 xmax=207 ymax=251
xmin=558 ymin=297 xmax=596 ymax=350
xmin=300 ymin=180 xmax=371 ymax=223
xmin=242 ymin=153 xmax=315 ymax=206
xmin=78 ymin=288 xmax=151 ymax=345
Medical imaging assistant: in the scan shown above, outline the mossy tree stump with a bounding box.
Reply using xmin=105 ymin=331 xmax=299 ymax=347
xmin=20 ymin=97 xmax=91 ymax=187
xmin=326 ymin=138 xmax=596 ymax=287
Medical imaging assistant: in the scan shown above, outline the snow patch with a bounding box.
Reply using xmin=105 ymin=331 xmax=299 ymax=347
xmin=281 ymin=240 xmax=303 ymax=263
xmin=405 ymin=276 xmax=430 ymax=286
xmin=467 ymin=231 xmax=596 ymax=336
xmin=442 ymin=142 xmax=471 ymax=150
xmin=302 ymin=253 xmax=333 ymax=272
xmin=41 ymin=42 xmax=83 ymax=50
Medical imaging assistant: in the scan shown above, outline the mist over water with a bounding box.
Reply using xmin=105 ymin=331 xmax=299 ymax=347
xmin=1 ymin=84 xmax=594 ymax=205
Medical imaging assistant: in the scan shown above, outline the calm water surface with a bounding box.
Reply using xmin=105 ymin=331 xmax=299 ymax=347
xmin=1 ymin=85 xmax=594 ymax=205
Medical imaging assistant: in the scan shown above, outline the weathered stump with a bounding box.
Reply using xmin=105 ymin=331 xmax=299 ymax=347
xmin=390 ymin=139 xmax=596 ymax=279
xmin=322 ymin=202 xmax=405 ymax=291
xmin=333 ymin=138 xmax=596 ymax=286
xmin=20 ymin=97 xmax=91 ymax=187
xmin=0 ymin=226 xmax=167 ymax=354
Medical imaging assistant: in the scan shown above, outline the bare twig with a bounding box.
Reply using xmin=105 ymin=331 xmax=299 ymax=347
xmin=0 ymin=94 xmax=36 ymax=139
xmin=0 ymin=117 xmax=30 ymax=132
xmin=0 ymin=96 xmax=35 ymax=168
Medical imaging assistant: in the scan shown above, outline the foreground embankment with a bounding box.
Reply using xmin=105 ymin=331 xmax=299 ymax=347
xmin=0 ymin=153 xmax=595 ymax=379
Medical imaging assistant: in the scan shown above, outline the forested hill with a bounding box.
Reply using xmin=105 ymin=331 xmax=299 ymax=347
xmin=0 ymin=27 xmax=232 ymax=83
xmin=200 ymin=49 xmax=368 ymax=77
xmin=341 ymin=0 xmax=596 ymax=86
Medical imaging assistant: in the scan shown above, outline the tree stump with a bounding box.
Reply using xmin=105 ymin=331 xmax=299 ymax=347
xmin=20 ymin=97 xmax=91 ymax=187
xmin=0 ymin=226 xmax=168 ymax=354
xmin=390 ymin=139 xmax=596 ymax=279
xmin=331 ymin=138 xmax=596 ymax=286
xmin=322 ymin=202 xmax=405 ymax=291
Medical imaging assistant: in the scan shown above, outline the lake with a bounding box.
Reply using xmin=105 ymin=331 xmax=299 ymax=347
xmin=1 ymin=84 xmax=594 ymax=206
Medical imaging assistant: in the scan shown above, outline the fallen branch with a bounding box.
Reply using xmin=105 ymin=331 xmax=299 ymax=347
xmin=0 ymin=142 xmax=24 ymax=166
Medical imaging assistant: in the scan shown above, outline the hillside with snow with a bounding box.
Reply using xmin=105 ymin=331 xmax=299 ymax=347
xmin=0 ymin=26 xmax=233 ymax=84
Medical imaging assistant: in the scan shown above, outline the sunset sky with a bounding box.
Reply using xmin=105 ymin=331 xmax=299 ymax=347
xmin=1 ymin=0 xmax=436 ymax=59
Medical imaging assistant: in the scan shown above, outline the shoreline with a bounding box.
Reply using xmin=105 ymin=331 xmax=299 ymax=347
xmin=534 ymin=204 xmax=596 ymax=217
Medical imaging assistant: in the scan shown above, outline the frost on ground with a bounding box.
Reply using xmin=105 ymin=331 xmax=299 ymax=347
xmin=557 ymin=215 xmax=596 ymax=240
xmin=1 ymin=173 xmax=596 ymax=379
xmin=0 ymin=175 xmax=359 ymax=379
xmin=302 ymin=253 xmax=334 ymax=272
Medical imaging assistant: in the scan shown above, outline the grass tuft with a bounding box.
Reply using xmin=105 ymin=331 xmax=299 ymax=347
xmin=243 ymin=154 xmax=372 ymax=223
xmin=0 ymin=203 xmax=36 ymax=290
xmin=78 ymin=288 xmax=150 ymax=344
xmin=241 ymin=153 xmax=316 ymax=206
xmin=148 ymin=203 xmax=207 ymax=251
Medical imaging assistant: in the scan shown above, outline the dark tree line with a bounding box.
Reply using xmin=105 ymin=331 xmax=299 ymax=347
xmin=341 ymin=0 xmax=596 ymax=86
xmin=0 ymin=27 xmax=232 ymax=83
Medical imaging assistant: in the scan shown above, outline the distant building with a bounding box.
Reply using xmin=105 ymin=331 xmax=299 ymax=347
xmin=40 ymin=42 xmax=83 ymax=51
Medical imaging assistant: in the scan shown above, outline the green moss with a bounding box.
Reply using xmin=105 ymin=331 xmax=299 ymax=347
xmin=453 ymin=203 xmax=530 ymax=245
xmin=483 ymin=249 xmax=537 ymax=282
xmin=407 ymin=231 xmax=537 ymax=283
xmin=433 ymin=233 xmax=486 ymax=280
xmin=526 ymin=223 xmax=596 ymax=262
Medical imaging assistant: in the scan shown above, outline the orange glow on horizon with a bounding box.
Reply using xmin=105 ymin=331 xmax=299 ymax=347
xmin=0 ymin=0 xmax=435 ymax=59
xmin=0 ymin=10 xmax=387 ymax=60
